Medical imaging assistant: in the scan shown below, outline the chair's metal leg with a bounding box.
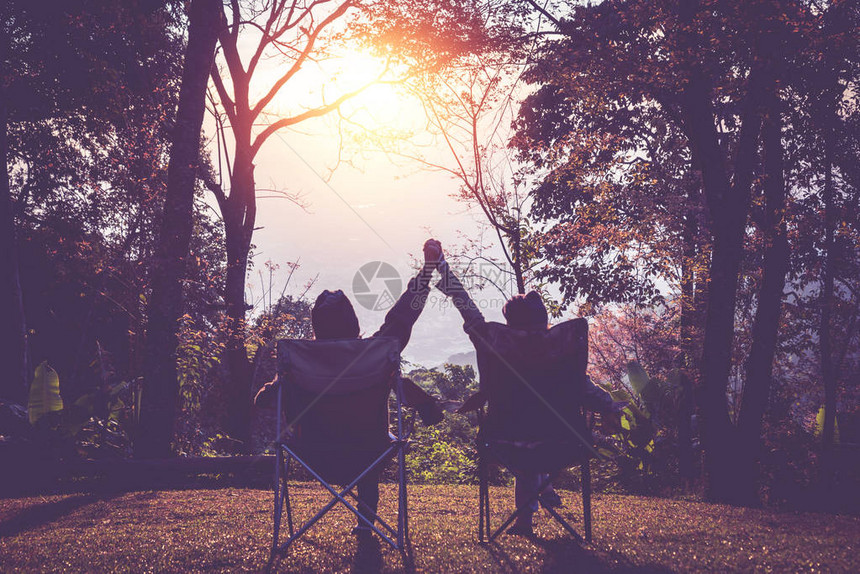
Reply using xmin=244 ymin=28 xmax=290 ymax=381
xmin=398 ymin=443 xmax=407 ymax=550
xmin=536 ymin=470 xmax=587 ymax=542
xmin=278 ymin=447 xmax=401 ymax=551
xmin=478 ymin=451 xmax=489 ymax=543
xmin=478 ymin=482 xmax=485 ymax=542
xmin=394 ymin=373 xmax=408 ymax=550
xmin=478 ymin=445 xmax=484 ymax=542
xmin=582 ymin=458 xmax=592 ymax=543
xmin=285 ymin=453 xmax=294 ymax=536
xmin=272 ymin=381 xmax=286 ymax=557
xmin=272 ymin=447 xmax=282 ymax=556
xmin=486 ymin=449 xmax=537 ymax=542
xmin=545 ymin=504 xmax=584 ymax=543
xmin=484 ymin=492 xmax=491 ymax=541
xmin=346 ymin=487 xmax=399 ymax=538
xmin=475 ymin=436 xmax=595 ymax=544
xmin=490 ymin=494 xmax=543 ymax=541
xmin=485 ymin=448 xmax=545 ymax=542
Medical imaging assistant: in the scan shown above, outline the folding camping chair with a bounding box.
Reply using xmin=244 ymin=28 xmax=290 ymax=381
xmin=270 ymin=336 xmax=411 ymax=558
xmin=461 ymin=318 xmax=599 ymax=543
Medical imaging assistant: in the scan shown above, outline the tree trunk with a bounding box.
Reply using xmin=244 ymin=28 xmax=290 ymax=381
xmin=693 ymin=240 xmax=711 ymax=368
xmin=678 ymin=205 xmax=698 ymax=481
xmin=819 ymin=109 xmax=837 ymax=491
xmin=736 ymin=95 xmax=789 ymax=505
xmin=220 ymin=141 xmax=256 ymax=447
xmin=698 ymin=230 xmax=746 ymax=501
xmin=205 ymin=0 xmax=360 ymax=447
xmin=135 ymin=0 xmax=220 ymax=459
xmin=0 ymin=68 xmax=29 ymax=404
xmin=682 ymin=65 xmax=763 ymax=503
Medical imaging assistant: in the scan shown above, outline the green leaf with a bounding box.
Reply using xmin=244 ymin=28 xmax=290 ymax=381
xmin=628 ymin=360 xmax=663 ymax=419
xmin=74 ymin=393 xmax=97 ymax=414
xmin=608 ymin=387 xmax=634 ymax=404
xmin=109 ymin=380 xmax=129 ymax=397
xmin=815 ymin=406 xmax=840 ymax=443
xmin=627 ymin=361 xmax=650 ymax=395
xmin=28 ymin=361 xmax=64 ymax=425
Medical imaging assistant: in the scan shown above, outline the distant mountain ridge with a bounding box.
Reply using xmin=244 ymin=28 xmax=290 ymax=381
xmin=437 ymin=350 xmax=477 ymax=371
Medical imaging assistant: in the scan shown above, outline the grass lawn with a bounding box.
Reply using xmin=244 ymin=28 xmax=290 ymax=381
xmin=1 ymin=484 xmax=858 ymax=572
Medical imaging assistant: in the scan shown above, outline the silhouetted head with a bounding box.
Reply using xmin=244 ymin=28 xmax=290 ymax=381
xmin=503 ymin=291 xmax=548 ymax=331
xmin=312 ymin=290 xmax=360 ymax=339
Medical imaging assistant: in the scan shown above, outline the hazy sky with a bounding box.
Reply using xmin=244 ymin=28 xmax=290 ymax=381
xmin=205 ymin=117 xmax=512 ymax=367
xmin=205 ymin=47 xmax=523 ymax=367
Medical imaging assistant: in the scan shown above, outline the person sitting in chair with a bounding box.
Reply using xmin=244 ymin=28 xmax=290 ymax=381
xmin=255 ymin=239 xmax=445 ymax=535
xmin=433 ymin=245 xmax=624 ymax=536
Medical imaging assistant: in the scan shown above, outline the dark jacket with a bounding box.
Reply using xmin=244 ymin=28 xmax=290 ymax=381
xmin=436 ymin=261 xmax=612 ymax=441
xmin=255 ymin=268 xmax=439 ymax=443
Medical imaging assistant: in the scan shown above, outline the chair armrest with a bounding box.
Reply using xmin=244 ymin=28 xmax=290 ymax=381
xmin=457 ymin=391 xmax=487 ymax=414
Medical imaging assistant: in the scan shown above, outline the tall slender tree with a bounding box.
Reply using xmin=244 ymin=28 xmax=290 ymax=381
xmin=1 ymin=1 xmax=182 ymax=404
xmin=206 ymin=1 xmax=389 ymax=444
xmin=0 ymin=57 xmax=28 ymax=405
xmin=136 ymin=0 xmax=222 ymax=459
xmin=735 ymin=87 xmax=790 ymax=502
xmin=496 ymin=0 xmax=854 ymax=502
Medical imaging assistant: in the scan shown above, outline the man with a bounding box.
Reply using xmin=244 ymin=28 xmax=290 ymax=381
xmin=434 ymin=246 xmax=624 ymax=536
xmin=255 ymin=239 xmax=444 ymax=534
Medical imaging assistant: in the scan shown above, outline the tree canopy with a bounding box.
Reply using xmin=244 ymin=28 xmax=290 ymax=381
xmin=1 ymin=0 xmax=858 ymax=509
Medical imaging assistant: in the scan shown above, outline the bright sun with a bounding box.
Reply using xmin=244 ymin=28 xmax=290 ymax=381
xmin=322 ymin=51 xmax=423 ymax=132
xmin=258 ymin=49 xmax=425 ymax=147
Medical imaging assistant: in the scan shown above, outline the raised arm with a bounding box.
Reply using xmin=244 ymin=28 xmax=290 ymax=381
xmin=372 ymin=239 xmax=441 ymax=350
xmin=434 ymin=256 xmax=486 ymax=337
xmin=434 ymin=246 xmax=489 ymax=414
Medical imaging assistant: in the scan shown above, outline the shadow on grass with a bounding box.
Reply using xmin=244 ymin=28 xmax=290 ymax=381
xmin=484 ymin=542 xmax=523 ymax=571
xmin=0 ymin=491 xmax=118 ymax=539
xmin=351 ymin=535 xmax=383 ymax=574
xmin=266 ymin=530 xmax=415 ymax=574
xmin=477 ymin=534 xmax=674 ymax=574
xmin=535 ymin=538 xmax=674 ymax=574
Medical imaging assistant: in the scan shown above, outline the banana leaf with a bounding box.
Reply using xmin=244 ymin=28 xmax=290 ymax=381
xmin=815 ymin=406 xmax=839 ymax=443
xmin=627 ymin=360 xmax=664 ymax=420
xmin=627 ymin=361 xmax=650 ymax=395
xmin=28 ymin=361 xmax=64 ymax=425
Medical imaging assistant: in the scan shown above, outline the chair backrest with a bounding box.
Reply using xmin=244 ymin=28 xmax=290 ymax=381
xmin=476 ymin=318 xmax=589 ymax=443
xmin=277 ymin=336 xmax=400 ymax=449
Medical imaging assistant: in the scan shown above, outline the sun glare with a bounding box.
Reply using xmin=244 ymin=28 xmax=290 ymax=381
xmin=258 ymin=48 xmax=425 ymax=145
xmin=325 ymin=51 xmax=423 ymax=133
